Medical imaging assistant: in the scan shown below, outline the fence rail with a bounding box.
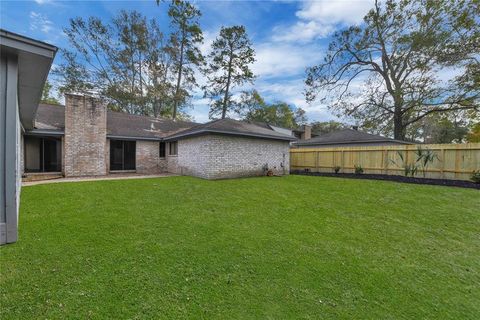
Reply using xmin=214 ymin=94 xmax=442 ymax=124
xmin=290 ymin=143 xmax=480 ymax=181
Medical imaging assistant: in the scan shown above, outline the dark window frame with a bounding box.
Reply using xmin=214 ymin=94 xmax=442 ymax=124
xmin=169 ymin=141 xmax=178 ymax=156
xmin=24 ymin=136 xmax=62 ymax=173
xmin=109 ymin=139 xmax=136 ymax=171
xmin=159 ymin=141 xmax=166 ymax=158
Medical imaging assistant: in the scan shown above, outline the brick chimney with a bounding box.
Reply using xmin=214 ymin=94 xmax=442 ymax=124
xmin=300 ymin=125 xmax=312 ymax=140
xmin=64 ymin=93 xmax=107 ymax=177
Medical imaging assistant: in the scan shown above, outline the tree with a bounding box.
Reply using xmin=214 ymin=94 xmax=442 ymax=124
xmin=203 ymin=26 xmax=255 ymax=119
xmin=310 ymin=121 xmax=346 ymax=135
xmin=40 ymin=80 xmax=61 ymax=105
xmin=53 ymin=50 xmax=93 ymax=95
xmin=467 ymin=123 xmax=480 ymax=143
xmin=241 ymin=90 xmax=305 ymax=128
xmin=294 ymin=108 xmax=308 ymax=126
xmin=305 ymin=0 xmax=479 ymax=140
xmin=168 ymin=0 xmax=204 ymax=119
xmin=55 ymin=11 xmax=177 ymax=117
xmin=406 ymin=113 xmax=469 ymax=143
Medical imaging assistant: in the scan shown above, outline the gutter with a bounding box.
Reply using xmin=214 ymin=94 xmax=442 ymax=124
xmin=24 ymin=129 xmax=64 ymax=137
xmin=164 ymin=129 xmax=297 ymax=142
xmin=106 ymin=135 xmax=162 ymax=141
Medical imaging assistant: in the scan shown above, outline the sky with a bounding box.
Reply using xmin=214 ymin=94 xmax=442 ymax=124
xmin=0 ymin=0 xmax=376 ymax=123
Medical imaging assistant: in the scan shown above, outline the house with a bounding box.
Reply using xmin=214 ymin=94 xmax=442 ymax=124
xmin=1 ymin=30 xmax=295 ymax=245
xmin=292 ymin=125 xmax=313 ymax=140
xmin=292 ymin=128 xmax=412 ymax=148
xmin=1 ymin=30 xmax=57 ymax=244
xmin=24 ymin=94 xmax=295 ymax=181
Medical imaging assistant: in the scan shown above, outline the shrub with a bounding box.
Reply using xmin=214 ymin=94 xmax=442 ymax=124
xmin=334 ymin=166 xmax=341 ymax=174
xmin=415 ymin=147 xmax=439 ymax=178
xmin=354 ymin=164 xmax=364 ymax=174
xmin=471 ymin=170 xmax=480 ymax=184
xmin=391 ymin=151 xmax=418 ymax=177
xmin=404 ymin=163 xmax=418 ymax=177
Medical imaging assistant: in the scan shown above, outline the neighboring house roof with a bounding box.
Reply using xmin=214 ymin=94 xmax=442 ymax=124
xmin=0 ymin=29 xmax=57 ymax=130
xmin=293 ymin=128 xmax=411 ymax=146
xmin=165 ymin=118 xmax=297 ymax=141
xmin=31 ymin=104 xmax=197 ymax=140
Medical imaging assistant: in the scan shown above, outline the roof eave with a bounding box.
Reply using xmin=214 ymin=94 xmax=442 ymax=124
xmin=1 ymin=29 xmax=58 ymax=130
xmin=165 ymin=129 xmax=297 ymax=142
xmin=24 ymin=129 xmax=64 ymax=137
xmin=106 ymin=134 xmax=162 ymax=141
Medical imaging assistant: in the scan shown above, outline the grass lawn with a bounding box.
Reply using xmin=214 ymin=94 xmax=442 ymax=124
xmin=1 ymin=176 xmax=479 ymax=319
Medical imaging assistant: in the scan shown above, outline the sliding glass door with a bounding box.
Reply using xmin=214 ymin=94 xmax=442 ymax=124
xmin=109 ymin=140 xmax=136 ymax=171
xmin=24 ymin=136 xmax=62 ymax=172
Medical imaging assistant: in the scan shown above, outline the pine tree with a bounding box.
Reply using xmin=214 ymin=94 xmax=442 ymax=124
xmin=203 ymin=26 xmax=255 ymax=119
xmin=168 ymin=0 xmax=204 ymax=119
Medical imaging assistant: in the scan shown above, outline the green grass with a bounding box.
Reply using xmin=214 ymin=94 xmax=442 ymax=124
xmin=1 ymin=176 xmax=479 ymax=319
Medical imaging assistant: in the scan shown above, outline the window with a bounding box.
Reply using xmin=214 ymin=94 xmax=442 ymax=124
xmin=169 ymin=141 xmax=178 ymax=156
xmin=110 ymin=140 xmax=136 ymax=171
xmin=159 ymin=142 xmax=166 ymax=158
xmin=24 ymin=136 xmax=62 ymax=173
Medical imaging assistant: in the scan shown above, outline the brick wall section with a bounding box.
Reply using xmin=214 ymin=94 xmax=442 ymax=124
xmin=136 ymin=140 xmax=168 ymax=174
xmin=166 ymin=151 xmax=178 ymax=174
xmin=64 ymin=94 xmax=107 ymax=177
xmin=175 ymin=134 xmax=290 ymax=179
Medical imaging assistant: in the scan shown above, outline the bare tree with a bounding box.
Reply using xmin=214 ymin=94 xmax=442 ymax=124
xmin=305 ymin=0 xmax=479 ymax=140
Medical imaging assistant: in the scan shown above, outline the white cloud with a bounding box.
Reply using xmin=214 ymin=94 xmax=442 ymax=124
xmin=34 ymin=0 xmax=53 ymax=4
xmin=296 ymin=0 xmax=373 ymax=25
xmin=29 ymin=11 xmax=53 ymax=33
xmin=253 ymin=42 xmax=323 ymax=78
xmin=190 ymin=98 xmax=211 ymax=123
xmin=253 ymin=79 xmax=340 ymax=122
xmin=199 ymin=30 xmax=216 ymax=56
xmin=272 ymin=21 xmax=334 ymax=43
xmin=273 ymin=0 xmax=374 ymax=43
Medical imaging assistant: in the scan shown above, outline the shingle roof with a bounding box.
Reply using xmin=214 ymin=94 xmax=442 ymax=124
xmin=34 ymin=104 xmax=65 ymax=130
xmin=106 ymin=111 xmax=196 ymax=139
xmin=293 ymin=128 xmax=410 ymax=146
xmin=32 ymin=103 xmax=197 ymax=140
xmin=32 ymin=104 xmax=293 ymax=141
xmin=165 ymin=118 xmax=297 ymax=141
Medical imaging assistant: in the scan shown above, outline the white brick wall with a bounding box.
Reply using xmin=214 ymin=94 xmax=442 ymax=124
xmin=136 ymin=141 xmax=161 ymax=174
xmin=173 ymin=134 xmax=290 ymax=179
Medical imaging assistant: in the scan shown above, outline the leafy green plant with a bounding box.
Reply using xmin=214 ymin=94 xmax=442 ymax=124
xmin=354 ymin=164 xmax=364 ymax=174
xmin=334 ymin=166 xmax=341 ymax=174
xmin=471 ymin=170 xmax=480 ymax=184
xmin=415 ymin=147 xmax=439 ymax=178
xmin=404 ymin=163 xmax=418 ymax=177
xmin=390 ymin=151 xmax=418 ymax=177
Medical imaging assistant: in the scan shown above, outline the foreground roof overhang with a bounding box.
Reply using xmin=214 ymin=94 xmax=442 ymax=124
xmin=164 ymin=128 xmax=297 ymax=142
xmin=0 ymin=29 xmax=57 ymax=130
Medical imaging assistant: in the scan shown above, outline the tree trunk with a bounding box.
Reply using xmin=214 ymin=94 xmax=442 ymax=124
xmin=173 ymin=32 xmax=185 ymax=120
xmin=393 ymin=110 xmax=406 ymax=140
xmin=222 ymin=52 xmax=233 ymax=119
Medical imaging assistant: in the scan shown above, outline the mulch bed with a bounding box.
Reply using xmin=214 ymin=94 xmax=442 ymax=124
xmin=291 ymin=171 xmax=480 ymax=189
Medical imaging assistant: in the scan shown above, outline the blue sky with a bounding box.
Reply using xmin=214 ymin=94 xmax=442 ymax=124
xmin=0 ymin=0 xmax=375 ymax=123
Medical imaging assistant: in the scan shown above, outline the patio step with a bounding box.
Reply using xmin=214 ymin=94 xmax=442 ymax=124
xmin=22 ymin=173 xmax=64 ymax=182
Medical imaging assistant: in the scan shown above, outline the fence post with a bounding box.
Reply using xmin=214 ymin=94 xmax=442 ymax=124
xmin=440 ymin=148 xmax=445 ymax=179
xmin=341 ymin=150 xmax=344 ymax=173
xmin=383 ymin=149 xmax=388 ymax=174
xmin=316 ymin=151 xmax=319 ymax=172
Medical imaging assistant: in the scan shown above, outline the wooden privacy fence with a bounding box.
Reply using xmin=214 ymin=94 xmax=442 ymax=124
xmin=290 ymin=143 xmax=480 ymax=181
